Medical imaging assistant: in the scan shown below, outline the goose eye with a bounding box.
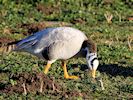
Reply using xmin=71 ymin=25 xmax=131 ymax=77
xmin=88 ymin=55 xmax=91 ymax=59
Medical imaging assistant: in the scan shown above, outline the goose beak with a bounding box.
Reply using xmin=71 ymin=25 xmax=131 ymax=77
xmin=91 ymin=69 xmax=96 ymax=78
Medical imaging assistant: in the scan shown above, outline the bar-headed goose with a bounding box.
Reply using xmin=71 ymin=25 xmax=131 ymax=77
xmin=1 ymin=27 xmax=99 ymax=79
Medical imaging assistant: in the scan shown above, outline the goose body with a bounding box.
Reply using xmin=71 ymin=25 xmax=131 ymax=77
xmin=16 ymin=27 xmax=88 ymax=60
xmin=1 ymin=27 xmax=99 ymax=79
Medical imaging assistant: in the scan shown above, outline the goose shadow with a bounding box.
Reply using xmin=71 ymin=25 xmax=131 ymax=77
xmin=0 ymin=68 xmax=11 ymax=73
xmin=71 ymin=63 xmax=133 ymax=78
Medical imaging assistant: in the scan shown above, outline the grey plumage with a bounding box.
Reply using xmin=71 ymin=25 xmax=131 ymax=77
xmin=15 ymin=27 xmax=88 ymax=60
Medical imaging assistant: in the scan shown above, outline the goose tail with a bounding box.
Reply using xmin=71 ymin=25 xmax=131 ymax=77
xmin=0 ymin=40 xmax=20 ymax=54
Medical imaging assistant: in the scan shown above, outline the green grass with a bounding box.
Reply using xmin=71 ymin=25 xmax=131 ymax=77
xmin=0 ymin=0 xmax=133 ymax=99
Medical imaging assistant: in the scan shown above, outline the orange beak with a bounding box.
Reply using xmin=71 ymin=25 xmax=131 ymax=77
xmin=91 ymin=69 xmax=96 ymax=78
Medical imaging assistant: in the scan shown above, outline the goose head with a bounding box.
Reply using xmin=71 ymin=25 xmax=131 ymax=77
xmin=82 ymin=40 xmax=99 ymax=78
xmin=86 ymin=51 xmax=99 ymax=78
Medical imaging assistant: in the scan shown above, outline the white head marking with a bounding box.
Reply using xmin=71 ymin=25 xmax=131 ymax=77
xmin=85 ymin=48 xmax=99 ymax=70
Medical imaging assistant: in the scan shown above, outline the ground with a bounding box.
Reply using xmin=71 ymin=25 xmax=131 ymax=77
xmin=0 ymin=0 xmax=133 ymax=99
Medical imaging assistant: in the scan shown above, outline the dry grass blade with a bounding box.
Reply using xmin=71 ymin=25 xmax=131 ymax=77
xmin=96 ymin=78 xmax=105 ymax=90
xmin=22 ymin=83 xmax=27 ymax=95
xmin=127 ymin=36 xmax=133 ymax=51
xmin=52 ymin=82 xmax=55 ymax=92
xmin=98 ymin=79 xmax=105 ymax=90
xmin=40 ymin=80 xmax=44 ymax=93
xmin=104 ymin=12 xmax=113 ymax=23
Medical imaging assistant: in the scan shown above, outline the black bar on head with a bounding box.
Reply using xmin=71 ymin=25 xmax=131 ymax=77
xmin=91 ymin=58 xmax=97 ymax=66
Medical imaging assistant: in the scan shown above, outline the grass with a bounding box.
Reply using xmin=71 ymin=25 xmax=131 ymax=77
xmin=0 ymin=0 xmax=133 ymax=99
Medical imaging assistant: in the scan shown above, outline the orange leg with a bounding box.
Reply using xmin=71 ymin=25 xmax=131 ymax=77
xmin=44 ymin=62 xmax=51 ymax=74
xmin=62 ymin=61 xmax=79 ymax=79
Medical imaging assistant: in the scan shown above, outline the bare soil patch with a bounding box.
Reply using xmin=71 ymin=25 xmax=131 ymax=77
xmin=0 ymin=72 xmax=62 ymax=94
xmin=0 ymin=72 xmax=87 ymax=98
xmin=20 ymin=21 xmax=72 ymax=35
xmin=0 ymin=37 xmax=15 ymax=46
xmin=36 ymin=3 xmax=60 ymax=15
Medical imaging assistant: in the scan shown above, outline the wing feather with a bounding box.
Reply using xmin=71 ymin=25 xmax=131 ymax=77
xmin=17 ymin=35 xmax=38 ymax=50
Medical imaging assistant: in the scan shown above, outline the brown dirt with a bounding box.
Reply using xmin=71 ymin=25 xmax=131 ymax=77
xmin=3 ymin=27 xmax=13 ymax=34
xmin=71 ymin=18 xmax=86 ymax=24
xmin=36 ymin=3 xmax=60 ymax=15
xmin=63 ymin=91 xmax=88 ymax=98
xmin=20 ymin=21 xmax=72 ymax=35
xmin=0 ymin=72 xmax=88 ymax=98
xmin=0 ymin=38 xmax=14 ymax=43
xmin=0 ymin=37 xmax=15 ymax=46
xmin=0 ymin=72 xmax=62 ymax=94
xmin=0 ymin=21 xmax=72 ymax=36
xmin=0 ymin=20 xmax=72 ymax=45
